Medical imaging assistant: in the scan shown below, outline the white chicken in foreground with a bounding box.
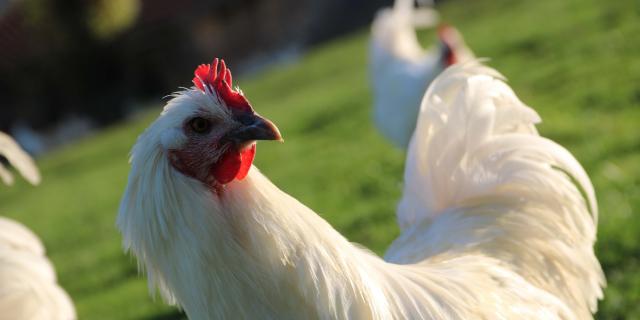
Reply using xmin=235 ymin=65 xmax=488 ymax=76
xmin=370 ymin=0 xmax=474 ymax=148
xmin=118 ymin=59 xmax=604 ymax=319
xmin=0 ymin=132 xmax=76 ymax=320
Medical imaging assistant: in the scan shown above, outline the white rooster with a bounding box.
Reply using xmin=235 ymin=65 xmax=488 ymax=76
xmin=0 ymin=132 xmax=76 ymax=320
xmin=370 ymin=0 xmax=474 ymax=148
xmin=118 ymin=59 xmax=604 ymax=319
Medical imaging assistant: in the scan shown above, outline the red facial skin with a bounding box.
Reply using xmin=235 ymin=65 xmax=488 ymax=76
xmin=168 ymin=123 xmax=256 ymax=193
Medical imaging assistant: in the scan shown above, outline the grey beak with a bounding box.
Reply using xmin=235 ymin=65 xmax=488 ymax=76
xmin=227 ymin=113 xmax=283 ymax=144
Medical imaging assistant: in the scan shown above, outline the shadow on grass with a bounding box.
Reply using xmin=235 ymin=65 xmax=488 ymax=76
xmin=143 ymin=310 xmax=186 ymax=320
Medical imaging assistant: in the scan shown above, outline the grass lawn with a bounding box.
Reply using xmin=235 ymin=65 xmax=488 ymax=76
xmin=0 ymin=0 xmax=637 ymax=318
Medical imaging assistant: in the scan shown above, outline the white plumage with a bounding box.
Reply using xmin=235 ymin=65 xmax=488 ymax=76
xmin=0 ymin=132 xmax=76 ymax=320
xmin=0 ymin=217 xmax=45 ymax=258
xmin=0 ymin=131 xmax=41 ymax=186
xmin=390 ymin=62 xmax=604 ymax=318
xmin=370 ymin=0 xmax=474 ymax=148
xmin=0 ymin=246 xmax=76 ymax=320
xmin=119 ymin=61 xmax=603 ymax=319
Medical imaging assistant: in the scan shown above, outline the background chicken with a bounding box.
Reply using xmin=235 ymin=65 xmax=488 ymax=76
xmin=370 ymin=0 xmax=474 ymax=148
xmin=0 ymin=132 xmax=76 ymax=320
xmin=119 ymin=59 xmax=603 ymax=319
xmin=0 ymin=132 xmax=41 ymax=187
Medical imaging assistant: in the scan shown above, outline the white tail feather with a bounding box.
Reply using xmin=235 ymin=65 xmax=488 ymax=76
xmin=391 ymin=61 xmax=604 ymax=318
xmin=393 ymin=0 xmax=439 ymax=30
xmin=0 ymin=132 xmax=41 ymax=186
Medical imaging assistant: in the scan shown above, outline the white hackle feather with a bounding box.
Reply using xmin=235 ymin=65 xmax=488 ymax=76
xmin=119 ymin=62 xmax=603 ymax=319
xmin=370 ymin=0 xmax=474 ymax=148
xmin=0 ymin=131 xmax=41 ymax=186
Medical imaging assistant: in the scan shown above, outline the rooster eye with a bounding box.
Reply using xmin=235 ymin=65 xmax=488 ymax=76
xmin=189 ymin=117 xmax=211 ymax=134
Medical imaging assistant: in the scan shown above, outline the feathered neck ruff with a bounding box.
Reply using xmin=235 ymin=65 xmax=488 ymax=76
xmin=117 ymin=137 xmax=391 ymax=319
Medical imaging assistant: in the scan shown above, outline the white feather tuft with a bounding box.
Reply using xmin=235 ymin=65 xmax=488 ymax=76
xmin=0 ymin=131 xmax=41 ymax=186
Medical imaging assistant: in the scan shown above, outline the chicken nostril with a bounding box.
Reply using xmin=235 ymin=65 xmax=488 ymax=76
xmin=235 ymin=112 xmax=258 ymax=126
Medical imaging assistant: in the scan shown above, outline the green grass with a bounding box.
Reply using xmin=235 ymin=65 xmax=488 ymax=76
xmin=0 ymin=0 xmax=638 ymax=318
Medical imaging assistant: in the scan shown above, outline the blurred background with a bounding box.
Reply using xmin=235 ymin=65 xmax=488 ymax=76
xmin=0 ymin=0 xmax=638 ymax=319
xmin=0 ymin=0 xmax=390 ymax=154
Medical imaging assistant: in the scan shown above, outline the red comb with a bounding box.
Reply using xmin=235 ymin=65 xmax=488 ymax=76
xmin=193 ymin=58 xmax=252 ymax=112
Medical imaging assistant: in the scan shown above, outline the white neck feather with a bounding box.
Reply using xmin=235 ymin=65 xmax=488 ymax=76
xmin=117 ymin=140 xmax=397 ymax=319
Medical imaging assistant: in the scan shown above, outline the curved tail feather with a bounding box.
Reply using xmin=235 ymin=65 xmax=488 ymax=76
xmin=394 ymin=61 xmax=604 ymax=318
xmin=0 ymin=132 xmax=41 ymax=186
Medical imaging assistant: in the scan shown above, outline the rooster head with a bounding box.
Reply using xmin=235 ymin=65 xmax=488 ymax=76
xmin=157 ymin=58 xmax=282 ymax=190
xmin=118 ymin=58 xmax=286 ymax=315
xmin=438 ymin=24 xmax=461 ymax=66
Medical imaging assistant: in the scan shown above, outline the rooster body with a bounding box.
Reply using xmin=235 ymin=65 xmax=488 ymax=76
xmin=370 ymin=0 xmax=474 ymax=148
xmin=119 ymin=60 xmax=603 ymax=319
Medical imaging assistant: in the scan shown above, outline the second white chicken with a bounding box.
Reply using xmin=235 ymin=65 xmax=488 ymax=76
xmin=370 ymin=0 xmax=474 ymax=148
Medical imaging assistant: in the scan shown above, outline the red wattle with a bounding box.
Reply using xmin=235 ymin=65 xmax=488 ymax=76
xmin=211 ymin=144 xmax=256 ymax=184
xmin=236 ymin=144 xmax=256 ymax=180
xmin=212 ymin=150 xmax=241 ymax=184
